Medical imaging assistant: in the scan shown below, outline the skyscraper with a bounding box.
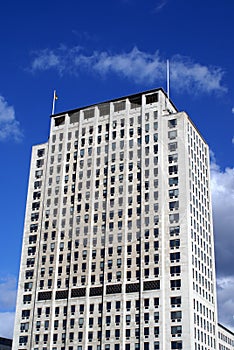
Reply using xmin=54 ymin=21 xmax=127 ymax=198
xmin=13 ymin=88 xmax=219 ymax=350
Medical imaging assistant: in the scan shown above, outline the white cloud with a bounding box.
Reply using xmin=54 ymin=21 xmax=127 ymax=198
xmin=86 ymin=48 xmax=165 ymax=84
xmin=30 ymin=46 xmax=226 ymax=94
xmin=232 ymin=136 xmax=234 ymax=144
xmin=0 ymin=312 xmax=15 ymax=338
xmin=0 ymin=275 xmax=17 ymax=311
xmin=0 ymin=96 xmax=23 ymax=142
xmin=232 ymin=107 xmax=234 ymax=113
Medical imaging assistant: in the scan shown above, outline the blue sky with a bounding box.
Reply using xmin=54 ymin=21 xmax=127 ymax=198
xmin=0 ymin=0 xmax=234 ymax=338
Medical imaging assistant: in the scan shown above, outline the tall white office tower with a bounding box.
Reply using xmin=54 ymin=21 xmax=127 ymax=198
xmin=13 ymin=88 xmax=218 ymax=350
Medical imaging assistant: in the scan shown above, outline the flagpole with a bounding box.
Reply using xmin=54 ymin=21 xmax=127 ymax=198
xmin=52 ymin=90 xmax=56 ymax=115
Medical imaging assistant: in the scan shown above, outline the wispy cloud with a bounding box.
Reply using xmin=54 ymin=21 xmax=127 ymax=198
xmin=210 ymin=153 xmax=234 ymax=331
xmin=30 ymin=45 xmax=82 ymax=76
xmin=31 ymin=49 xmax=60 ymax=72
xmin=0 ymin=95 xmax=23 ymax=142
xmin=30 ymin=46 xmax=226 ymax=94
xmin=170 ymin=55 xmax=226 ymax=94
xmin=153 ymin=0 xmax=168 ymax=13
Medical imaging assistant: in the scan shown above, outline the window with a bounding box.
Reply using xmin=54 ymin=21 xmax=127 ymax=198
xmin=34 ymin=180 xmax=42 ymax=189
xmin=79 ymin=318 xmax=84 ymax=326
xmin=20 ymin=322 xmax=29 ymax=331
xmin=22 ymin=309 xmax=30 ymax=318
xmin=154 ymin=342 xmax=160 ymax=350
xmin=44 ymin=320 xmax=49 ymax=329
xmin=71 ymin=305 xmax=76 ymax=314
xmin=37 ymin=148 xmax=45 ymax=157
xmin=170 ymin=226 xmax=180 ymax=236
xmin=146 ymin=93 xmax=158 ymax=104
xmin=19 ymin=336 xmax=28 ymax=344
xmin=126 ymin=315 xmax=131 ymax=324
xmin=89 ymin=318 xmax=94 ymax=327
xmin=169 ymin=165 xmax=178 ymax=175
xmin=115 ymin=329 xmax=120 ymax=339
xmin=106 ymin=316 xmax=111 ymax=325
xmin=145 ymin=135 xmax=150 ymax=144
xmin=168 ymin=153 xmax=178 ymax=163
xmin=170 ymin=252 xmax=180 ymax=262
xmin=35 ymin=170 xmax=43 ymax=178
xmin=171 ymin=296 xmax=181 ymax=307
xmin=168 ymin=119 xmax=177 ymax=128
xmin=168 ymin=130 xmax=177 ymax=139
xmin=80 ymin=304 xmax=84 ymax=313
xmin=154 ymin=254 xmax=159 ymax=264
xmin=135 ymin=329 xmax=140 ymax=341
xmin=169 ymin=189 xmax=179 ymax=198
xmin=170 ymin=279 xmax=181 ymax=289
xmin=171 ymin=311 xmax=182 ymax=321
xmin=171 ymin=326 xmax=182 ymax=335
xmin=169 ymin=201 xmax=179 ymax=211
xmin=168 ymin=142 xmax=177 ymax=152
xmin=106 ymin=330 xmax=110 ymax=339
xmin=114 ymin=101 xmax=126 ymax=112
xmin=144 ymin=313 xmax=149 ymax=323
xmin=45 ymin=307 xmax=50 ymax=316
xmin=126 ymin=301 xmax=131 ymax=310
xmin=169 ymin=213 xmax=179 ymax=223
xmin=126 ymin=329 xmax=131 ymax=338
xmin=154 ymin=312 xmax=159 ymax=322
xmin=130 ymin=96 xmax=141 ymax=109
xmin=170 ymin=266 xmax=181 ymax=275
xmin=106 ymin=302 xmax=111 ymax=311
xmin=171 ymin=341 xmax=182 ymax=349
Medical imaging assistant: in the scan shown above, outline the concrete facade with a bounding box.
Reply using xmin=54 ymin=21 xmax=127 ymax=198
xmin=13 ymin=88 xmax=224 ymax=349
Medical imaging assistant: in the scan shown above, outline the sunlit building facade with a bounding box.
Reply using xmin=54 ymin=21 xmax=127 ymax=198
xmin=13 ymin=88 xmax=222 ymax=349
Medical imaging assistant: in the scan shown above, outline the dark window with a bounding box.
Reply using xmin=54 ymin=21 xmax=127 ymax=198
xmin=146 ymin=93 xmax=158 ymax=104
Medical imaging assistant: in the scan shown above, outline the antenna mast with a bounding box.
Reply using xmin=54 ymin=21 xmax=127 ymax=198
xmin=166 ymin=59 xmax=170 ymax=101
